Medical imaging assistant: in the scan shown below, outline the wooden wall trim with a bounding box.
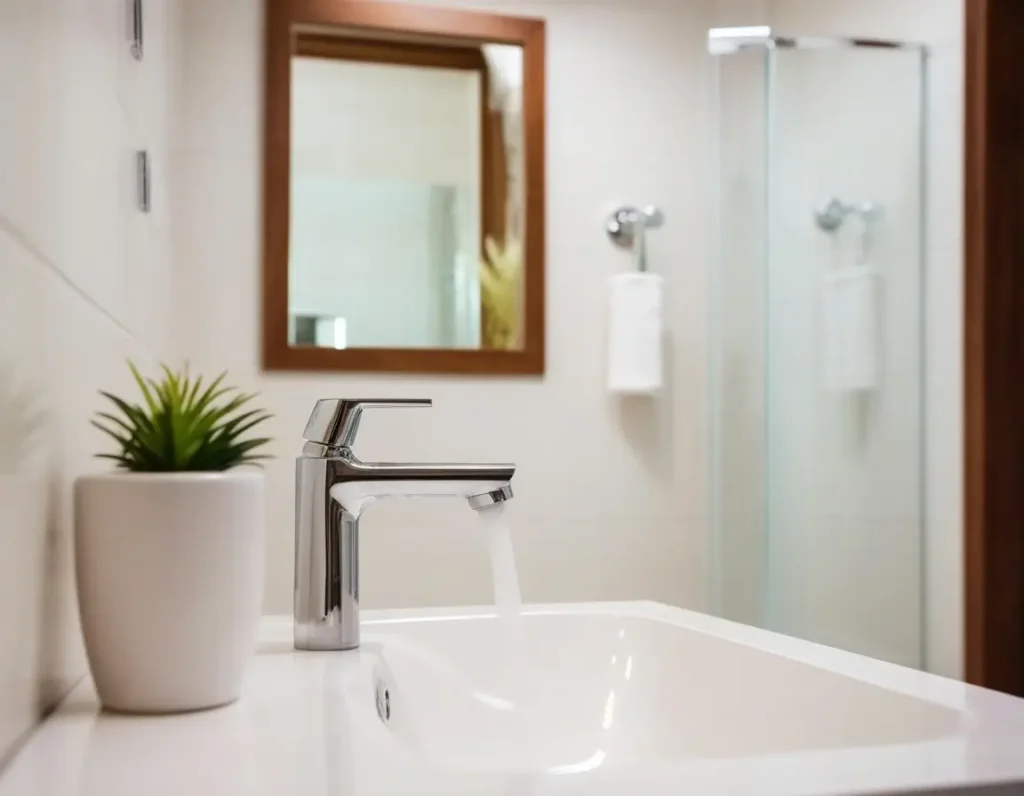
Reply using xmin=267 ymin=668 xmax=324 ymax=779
xmin=964 ymin=0 xmax=1024 ymax=694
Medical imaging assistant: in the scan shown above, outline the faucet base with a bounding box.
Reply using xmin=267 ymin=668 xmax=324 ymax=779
xmin=294 ymin=619 xmax=360 ymax=651
xmin=294 ymin=468 xmax=361 ymax=651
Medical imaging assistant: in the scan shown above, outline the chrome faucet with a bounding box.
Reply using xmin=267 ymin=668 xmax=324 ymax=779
xmin=294 ymin=399 xmax=515 ymax=651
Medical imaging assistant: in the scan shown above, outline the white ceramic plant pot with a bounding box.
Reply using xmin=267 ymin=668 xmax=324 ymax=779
xmin=74 ymin=471 xmax=264 ymax=714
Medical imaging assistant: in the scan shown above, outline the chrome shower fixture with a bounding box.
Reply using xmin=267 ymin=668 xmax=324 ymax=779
xmin=814 ymin=197 xmax=883 ymax=234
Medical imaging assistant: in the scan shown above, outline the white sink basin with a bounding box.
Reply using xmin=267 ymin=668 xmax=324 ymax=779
xmin=5 ymin=602 xmax=1024 ymax=796
xmin=364 ymin=609 xmax=960 ymax=771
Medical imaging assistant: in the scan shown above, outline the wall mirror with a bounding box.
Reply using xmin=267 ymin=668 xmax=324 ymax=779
xmin=263 ymin=0 xmax=546 ymax=374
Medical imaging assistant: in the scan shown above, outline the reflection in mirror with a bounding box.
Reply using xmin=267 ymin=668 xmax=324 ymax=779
xmin=287 ymin=34 xmax=525 ymax=352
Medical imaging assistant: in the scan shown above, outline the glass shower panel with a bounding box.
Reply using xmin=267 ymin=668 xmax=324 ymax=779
xmin=764 ymin=46 xmax=926 ymax=668
xmin=710 ymin=47 xmax=769 ymax=630
xmin=709 ymin=32 xmax=927 ymax=669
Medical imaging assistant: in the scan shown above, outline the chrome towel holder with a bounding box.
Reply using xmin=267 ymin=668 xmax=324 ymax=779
xmin=606 ymin=205 xmax=665 ymax=273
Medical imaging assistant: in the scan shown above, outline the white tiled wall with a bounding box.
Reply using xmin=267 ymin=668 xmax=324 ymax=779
xmin=172 ymin=0 xmax=715 ymax=616
xmin=0 ymin=0 xmax=177 ymax=762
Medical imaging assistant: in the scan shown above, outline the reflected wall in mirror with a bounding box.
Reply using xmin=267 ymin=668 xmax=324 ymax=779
xmin=263 ymin=0 xmax=546 ymax=374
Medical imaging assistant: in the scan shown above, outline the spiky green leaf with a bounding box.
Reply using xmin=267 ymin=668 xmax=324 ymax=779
xmin=91 ymin=362 xmax=273 ymax=472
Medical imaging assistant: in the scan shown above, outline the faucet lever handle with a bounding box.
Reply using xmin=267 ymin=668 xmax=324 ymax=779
xmin=303 ymin=398 xmax=431 ymax=450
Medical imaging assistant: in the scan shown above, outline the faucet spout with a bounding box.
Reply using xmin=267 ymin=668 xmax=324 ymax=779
xmin=468 ymin=483 xmax=514 ymax=510
xmin=326 ymin=458 xmax=515 ymax=517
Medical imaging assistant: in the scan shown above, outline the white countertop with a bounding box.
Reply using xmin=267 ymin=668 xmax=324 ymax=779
xmin=4 ymin=603 xmax=1024 ymax=796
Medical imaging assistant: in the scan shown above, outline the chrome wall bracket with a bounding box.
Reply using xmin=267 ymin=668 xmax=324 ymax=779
xmin=814 ymin=197 xmax=884 ymax=264
xmin=136 ymin=150 xmax=151 ymax=213
xmin=606 ymin=205 xmax=665 ymax=272
xmin=814 ymin=197 xmax=883 ymax=234
xmin=606 ymin=206 xmax=665 ymax=249
xmin=130 ymin=0 xmax=144 ymax=61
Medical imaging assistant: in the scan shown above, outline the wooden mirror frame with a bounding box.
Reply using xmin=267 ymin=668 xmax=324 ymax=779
xmin=262 ymin=0 xmax=546 ymax=375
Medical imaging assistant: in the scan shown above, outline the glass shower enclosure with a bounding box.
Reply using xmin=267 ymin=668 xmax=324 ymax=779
xmin=708 ymin=27 xmax=928 ymax=668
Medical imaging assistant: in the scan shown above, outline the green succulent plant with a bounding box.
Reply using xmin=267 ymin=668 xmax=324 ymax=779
xmin=92 ymin=363 xmax=272 ymax=472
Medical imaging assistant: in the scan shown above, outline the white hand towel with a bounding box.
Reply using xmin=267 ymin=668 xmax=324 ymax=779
xmin=607 ymin=273 xmax=663 ymax=394
xmin=821 ymin=266 xmax=879 ymax=392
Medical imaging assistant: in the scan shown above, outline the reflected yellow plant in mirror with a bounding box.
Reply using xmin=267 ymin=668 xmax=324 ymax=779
xmin=479 ymin=236 xmax=522 ymax=351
